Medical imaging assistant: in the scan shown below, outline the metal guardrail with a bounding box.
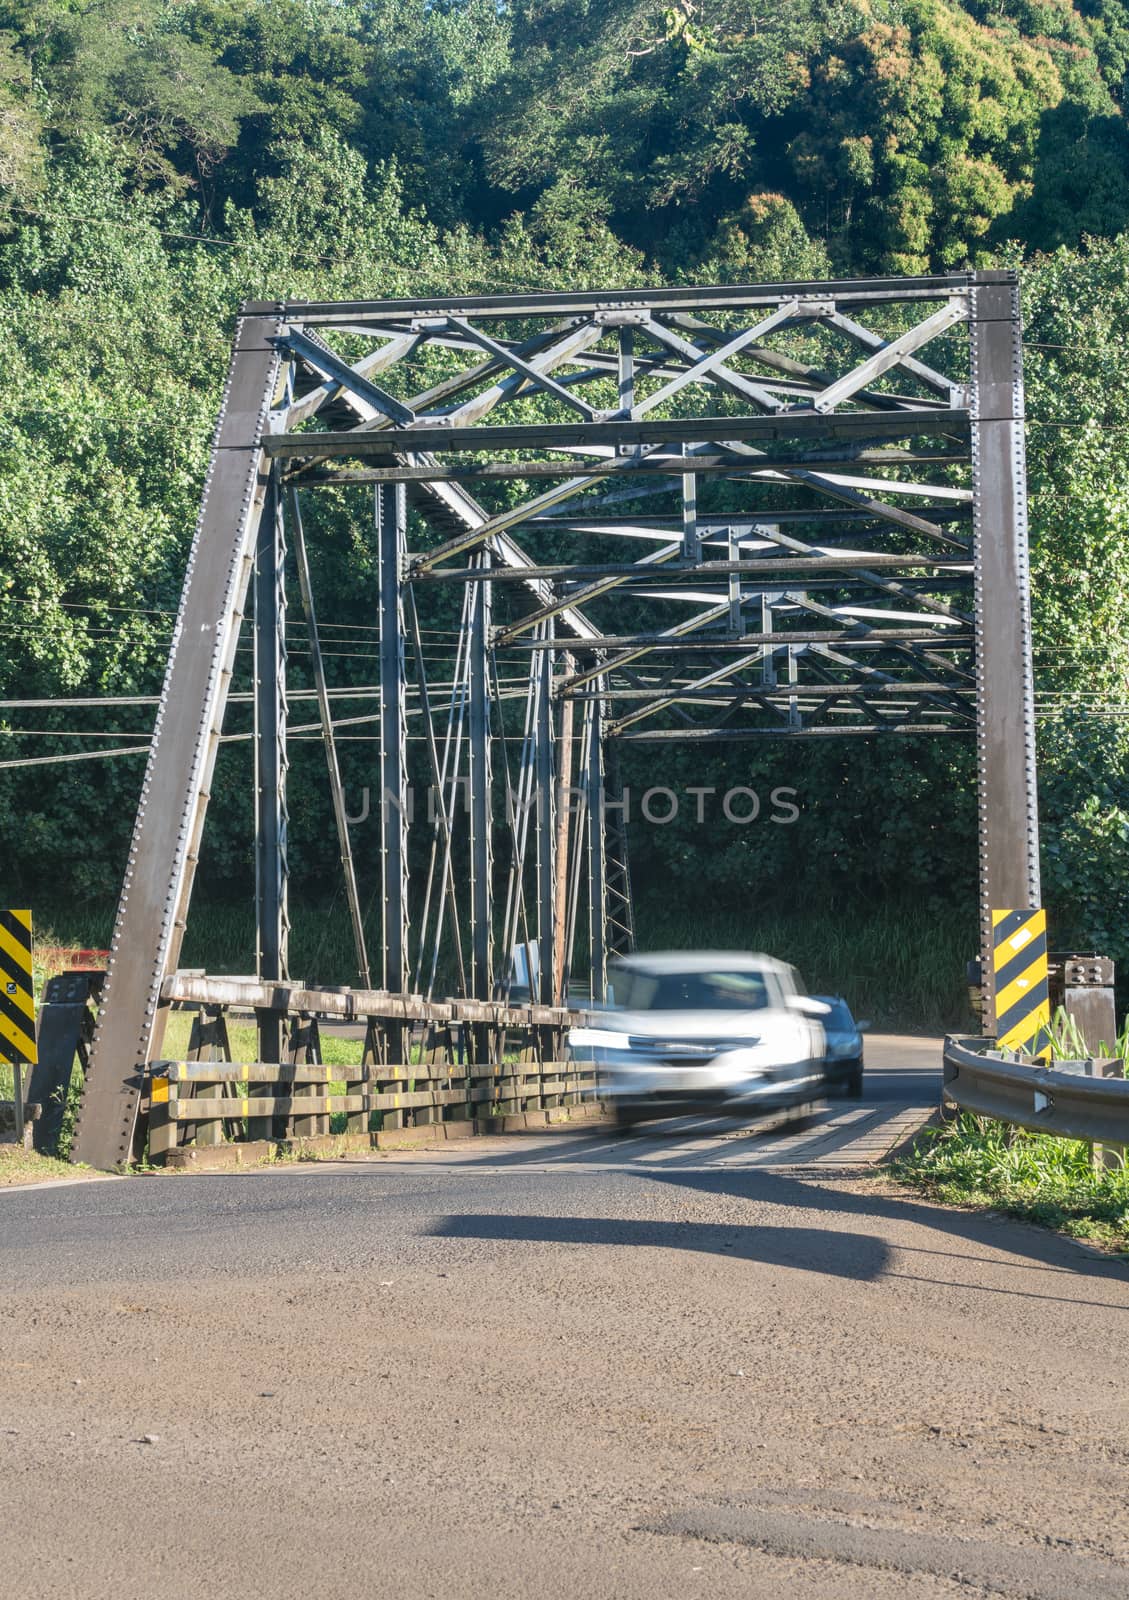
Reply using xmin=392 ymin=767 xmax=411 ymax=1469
xmin=943 ymin=1035 xmax=1129 ymax=1145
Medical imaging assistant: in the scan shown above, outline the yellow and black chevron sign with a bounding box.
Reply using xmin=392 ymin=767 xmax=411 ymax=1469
xmin=992 ymin=907 xmax=1050 ymax=1059
xmin=0 ymin=908 xmax=36 ymax=1066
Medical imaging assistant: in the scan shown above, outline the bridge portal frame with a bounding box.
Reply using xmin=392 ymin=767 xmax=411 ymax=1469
xmin=71 ymin=271 xmax=1039 ymax=1169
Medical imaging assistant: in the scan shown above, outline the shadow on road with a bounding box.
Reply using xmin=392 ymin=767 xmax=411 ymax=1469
xmin=427 ymin=1166 xmax=1129 ymax=1306
xmin=636 ymin=1167 xmax=1129 ymax=1305
xmin=431 ymin=1211 xmax=891 ymax=1281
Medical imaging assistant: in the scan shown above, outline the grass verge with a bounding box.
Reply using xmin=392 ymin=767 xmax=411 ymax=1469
xmin=0 ymin=1144 xmax=88 ymax=1187
xmin=160 ymin=1012 xmax=363 ymax=1069
xmin=891 ymin=1113 xmax=1129 ymax=1254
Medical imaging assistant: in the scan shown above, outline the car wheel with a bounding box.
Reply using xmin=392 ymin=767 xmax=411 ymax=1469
xmin=844 ymin=1060 xmax=864 ymax=1099
xmin=614 ymin=1107 xmax=640 ymax=1134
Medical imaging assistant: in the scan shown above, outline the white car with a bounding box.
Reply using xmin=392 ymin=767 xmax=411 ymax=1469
xmin=571 ymin=951 xmax=829 ymax=1132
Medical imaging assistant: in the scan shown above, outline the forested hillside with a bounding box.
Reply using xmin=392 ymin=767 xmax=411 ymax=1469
xmin=1 ymin=0 xmax=1127 ymax=990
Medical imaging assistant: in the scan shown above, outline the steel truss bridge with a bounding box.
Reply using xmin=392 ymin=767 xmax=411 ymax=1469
xmin=71 ymin=271 xmax=1042 ymax=1169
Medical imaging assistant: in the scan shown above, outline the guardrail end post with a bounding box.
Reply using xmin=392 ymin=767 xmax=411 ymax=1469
xmin=148 ymin=1065 xmax=177 ymax=1163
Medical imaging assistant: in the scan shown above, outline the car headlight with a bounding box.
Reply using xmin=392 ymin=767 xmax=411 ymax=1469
xmin=568 ymin=1027 xmax=629 ymax=1053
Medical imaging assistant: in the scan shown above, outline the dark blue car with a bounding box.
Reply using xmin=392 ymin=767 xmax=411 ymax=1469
xmin=812 ymin=995 xmax=868 ymax=1098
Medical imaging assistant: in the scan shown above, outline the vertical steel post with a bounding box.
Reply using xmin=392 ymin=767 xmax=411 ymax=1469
xmin=786 ymin=637 xmax=800 ymax=729
xmin=682 ymin=457 xmax=700 ymax=564
xmin=603 ymin=741 xmax=636 ymax=960
xmin=970 ymin=271 xmax=1041 ymax=1031
xmin=469 ymin=550 xmax=493 ymax=999
xmin=586 ymin=676 xmax=608 ymax=1005
xmin=618 ymin=326 xmax=635 ymax=418
xmin=291 ymin=489 xmax=371 ymax=988
xmin=760 ymin=593 xmax=777 ymax=686
xmin=250 ymin=469 xmax=289 ymax=1132
xmin=553 ymin=652 xmax=576 ymax=1005
xmin=377 ymin=483 xmax=409 ymax=995
xmin=727 ymin=527 xmax=743 ymax=635
xmin=535 ymin=621 xmax=556 ymax=1006
xmin=254 ymin=470 xmax=290 ymax=995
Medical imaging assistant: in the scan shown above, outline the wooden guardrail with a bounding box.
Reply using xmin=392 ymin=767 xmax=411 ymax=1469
xmin=148 ymin=1057 xmax=601 ymax=1161
xmin=160 ymin=973 xmax=574 ymax=1030
xmin=23 ymin=969 xmax=591 ymax=1163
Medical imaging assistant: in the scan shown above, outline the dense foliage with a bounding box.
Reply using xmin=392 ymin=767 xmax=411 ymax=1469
xmin=0 ymin=0 xmax=1126 ymax=979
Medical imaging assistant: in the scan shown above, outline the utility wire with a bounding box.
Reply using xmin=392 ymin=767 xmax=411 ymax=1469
xmin=0 ymin=744 xmax=151 ymax=770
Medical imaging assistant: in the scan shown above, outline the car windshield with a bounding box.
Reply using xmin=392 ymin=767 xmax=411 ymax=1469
xmin=614 ymin=969 xmax=770 ymax=1012
xmin=816 ymin=997 xmax=854 ymax=1029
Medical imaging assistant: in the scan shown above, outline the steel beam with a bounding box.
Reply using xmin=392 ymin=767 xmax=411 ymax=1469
xmin=535 ymin=623 xmax=556 ymax=1007
xmin=469 ymin=551 xmax=493 ymax=999
xmin=254 ymin=470 xmax=290 ymax=989
xmin=970 ymin=272 xmax=1042 ymax=1029
xmin=271 ymin=275 xmax=974 ymax=325
xmin=538 ymin=629 xmax=975 ymax=668
xmin=250 ymin=469 xmax=290 ymax=1120
xmin=615 ymin=724 xmax=970 ymax=741
xmin=521 ymin=509 xmax=974 ymax=532
xmin=285 ymin=449 xmax=967 ymax=484
xmin=266 ymin=409 xmax=969 ymax=460
xmin=585 ymin=678 xmax=608 ymax=1004
xmin=72 ymin=311 xmax=283 ymax=1169
xmin=377 ymin=483 xmax=409 ymax=994
xmin=553 ymin=653 xmax=576 ymax=1004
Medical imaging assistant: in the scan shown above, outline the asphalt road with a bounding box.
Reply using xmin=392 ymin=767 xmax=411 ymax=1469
xmin=857 ymin=1030 xmax=943 ymax=1099
xmin=4 ymin=1034 xmax=1129 ymax=1600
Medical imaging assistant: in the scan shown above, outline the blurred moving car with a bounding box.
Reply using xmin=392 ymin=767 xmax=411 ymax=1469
xmin=570 ymin=951 xmax=829 ymax=1132
xmin=811 ymin=994 xmax=868 ymax=1099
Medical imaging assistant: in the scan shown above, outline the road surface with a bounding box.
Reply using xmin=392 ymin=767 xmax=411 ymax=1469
xmin=3 ymin=1033 xmax=1129 ymax=1599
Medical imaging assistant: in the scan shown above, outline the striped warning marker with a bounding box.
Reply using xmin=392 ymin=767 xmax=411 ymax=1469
xmin=992 ymin=907 xmax=1050 ymax=1059
xmin=0 ymin=908 xmax=36 ymax=1065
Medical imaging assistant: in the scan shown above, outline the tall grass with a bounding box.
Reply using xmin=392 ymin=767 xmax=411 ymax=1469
xmin=24 ymin=895 xmax=976 ymax=1029
xmin=893 ymin=1111 xmax=1129 ymax=1251
xmin=895 ymin=1008 xmax=1129 ymax=1250
xmin=1049 ymin=1006 xmax=1129 ymax=1068
xmin=637 ymin=902 xmax=975 ymax=1029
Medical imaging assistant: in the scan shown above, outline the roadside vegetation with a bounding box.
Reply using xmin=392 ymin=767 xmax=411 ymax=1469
xmin=0 ymin=1143 xmax=80 ymax=1186
xmin=27 ymin=899 xmax=976 ymax=1029
xmin=893 ymin=1115 xmax=1129 ymax=1254
xmin=0 ymin=1 xmax=1126 ymax=984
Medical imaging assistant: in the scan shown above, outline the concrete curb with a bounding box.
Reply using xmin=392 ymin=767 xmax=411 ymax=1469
xmin=161 ymin=1103 xmax=611 ymax=1169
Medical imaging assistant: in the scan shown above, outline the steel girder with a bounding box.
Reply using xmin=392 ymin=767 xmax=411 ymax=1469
xmin=72 ymin=313 xmax=285 ymax=1168
xmin=72 ymin=273 xmax=1040 ymax=1166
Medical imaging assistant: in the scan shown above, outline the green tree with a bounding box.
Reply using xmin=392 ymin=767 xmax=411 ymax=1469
xmin=477 ymin=0 xmax=843 ymax=252
xmin=0 ymin=30 xmax=44 ymax=206
xmin=784 ymin=0 xmax=1065 ymax=270
xmin=4 ymin=0 xmax=260 ymax=196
